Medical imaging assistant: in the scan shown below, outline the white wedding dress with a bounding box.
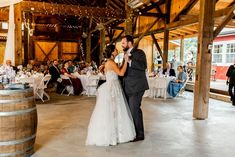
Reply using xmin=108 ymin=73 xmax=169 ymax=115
xmin=86 ymin=70 xmax=136 ymax=146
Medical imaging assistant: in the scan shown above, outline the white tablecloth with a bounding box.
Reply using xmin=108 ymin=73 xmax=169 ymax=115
xmin=144 ymin=76 xmax=173 ymax=99
xmin=73 ymin=73 xmax=100 ymax=96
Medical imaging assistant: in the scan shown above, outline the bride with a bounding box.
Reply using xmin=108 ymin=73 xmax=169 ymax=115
xmin=86 ymin=44 xmax=136 ymax=146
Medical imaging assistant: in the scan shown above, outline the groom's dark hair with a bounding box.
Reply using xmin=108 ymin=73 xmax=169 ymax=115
xmin=122 ymin=35 xmax=134 ymax=44
xmin=104 ymin=44 xmax=115 ymax=58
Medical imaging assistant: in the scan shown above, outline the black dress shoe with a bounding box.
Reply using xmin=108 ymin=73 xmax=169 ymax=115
xmin=131 ymin=137 xmax=144 ymax=142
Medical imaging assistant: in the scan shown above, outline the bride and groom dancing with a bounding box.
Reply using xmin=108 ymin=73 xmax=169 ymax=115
xmin=86 ymin=35 xmax=149 ymax=146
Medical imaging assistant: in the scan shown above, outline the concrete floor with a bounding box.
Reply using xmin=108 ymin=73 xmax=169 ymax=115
xmin=32 ymin=92 xmax=235 ymax=157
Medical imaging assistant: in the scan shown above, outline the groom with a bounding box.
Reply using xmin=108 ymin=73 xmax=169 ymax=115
xmin=121 ymin=35 xmax=149 ymax=142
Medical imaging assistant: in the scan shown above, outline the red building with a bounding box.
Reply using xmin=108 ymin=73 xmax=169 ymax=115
xmin=212 ymin=29 xmax=235 ymax=80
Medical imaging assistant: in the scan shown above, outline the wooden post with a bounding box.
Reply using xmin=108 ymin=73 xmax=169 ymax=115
xmin=99 ymin=29 xmax=105 ymax=64
xmin=86 ymin=18 xmax=93 ymax=63
xmin=86 ymin=32 xmax=91 ymax=62
xmin=124 ymin=0 xmax=133 ymax=35
xmin=23 ymin=12 xmax=34 ymax=65
xmin=180 ymin=37 xmax=184 ymax=62
xmin=163 ymin=0 xmax=171 ymax=69
xmin=23 ymin=16 xmax=29 ymax=65
xmin=193 ymin=0 xmax=216 ymax=119
xmin=14 ymin=3 xmax=22 ymax=65
xmin=163 ymin=30 xmax=169 ymax=69
xmin=151 ymin=33 xmax=163 ymax=59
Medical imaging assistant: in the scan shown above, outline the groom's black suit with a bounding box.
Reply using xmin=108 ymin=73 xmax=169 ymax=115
xmin=123 ymin=48 xmax=149 ymax=139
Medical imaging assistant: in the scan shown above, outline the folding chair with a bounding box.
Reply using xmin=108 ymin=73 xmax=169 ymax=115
xmin=35 ymin=74 xmax=51 ymax=102
xmin=86 ymin=75 xmax=99 ymax=97
xmin=60 ymin=75 xmax=74 ymax=96
xmin=176 ymin=76 xmax=189 ymax=98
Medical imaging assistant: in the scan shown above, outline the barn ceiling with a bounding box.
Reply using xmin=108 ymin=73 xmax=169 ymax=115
xmin=0 ymin=0 xmax=235 ymax=41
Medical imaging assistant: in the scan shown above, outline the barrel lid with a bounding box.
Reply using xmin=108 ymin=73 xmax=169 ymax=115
xmin=0 ymin=88 xmax=33 ymax=95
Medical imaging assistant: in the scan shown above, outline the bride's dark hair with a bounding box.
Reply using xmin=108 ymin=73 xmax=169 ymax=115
xmin=104 ymin=44 xmax=115 ymax=58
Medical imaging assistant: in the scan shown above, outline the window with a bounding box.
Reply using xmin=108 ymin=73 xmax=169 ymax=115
xmin=2 ymin=22 xmax=8 ymax=29
xmin=226 ymin=43 xmax=235 ymax=63
xmin=212 ymin=44 xmax=223 ymax=63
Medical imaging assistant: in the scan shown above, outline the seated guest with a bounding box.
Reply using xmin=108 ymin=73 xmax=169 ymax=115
xmin=5 ymin=59 xmax=17 ymax=72
xmin=186 ymin=61 xmax=193 ymax=81
xmin=61 ymin=61 xmax=83 ymax=95
xmin=163 ymin=62 xmax=176 ymax=77
xmin=67 ymin=60 xmax=75 ymax=73
xmin=4 ymin=60 xmax=17 ymax=80
xmin=43 ymin=65 xmax=49 ymax=75
xmin=26 ymin=59 xmax=35 ymax=72
xmin=49 ymin=60 xmax=65 ymax=93
xmin=167 ymin=65 xmax=187 ymax=97
xmin=91 ymin=60 xmax=98 ymax=71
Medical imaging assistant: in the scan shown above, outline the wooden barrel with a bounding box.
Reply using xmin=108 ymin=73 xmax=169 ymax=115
xmin=0 ymin=88 xmax=37 ymax=157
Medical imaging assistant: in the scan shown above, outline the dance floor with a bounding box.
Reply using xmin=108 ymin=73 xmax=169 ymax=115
xmin=32 ymin=92 xmax=235 ymax=157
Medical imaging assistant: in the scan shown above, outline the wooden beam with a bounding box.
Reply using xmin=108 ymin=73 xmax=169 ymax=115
xmin=137 ymin=12 xmax=165 ymax=18
xmin=193 ymin=0 xmax=216 ymax=120
xmin=0 ymin=29 xmax=7 ymax=33
xmin=140 ymin=0 xmax=165 ymax=13
xmin=109 ymin=0 xmax=122 ymax=10
xmin=134 ymin=18 xmax=160 ymax=48
xmin=110 ymin=30 xmax=124 ymax=44
xmin=112 ymin=0 xmax=125 ymax=8
xmin=182 ymin=26 xmax=198 ymax=32
xmin=113 ymin=26 xmax=124 ymax=30
xmin=90 ymin=19 xmax=117 ymax=33
xmin=20 ymin=1 xmax=125 ymax=19
xmin=229 ymin=1 xmax=235 ymax=7
xmin=0 ymin=10 xmax=8 ymax=21
xmin=35 ymin=42 xmax=48 ymax=59
xmin=171 ymin=30 xmax=185 ymax=36
xmin=166 ymin=5 xmax=235 ymax=30
xmin=172 ymin=0 xmax=199 ymax=22
xmin=177 ymin=28 xmax=193 ymax=34
xmin=213 ymin=4 xmax=235 ymax=39
xmin=169 ymin=31 xmax=182 ymax=36
xmin=151 ymin=33 xmax=163 ymax=59
xmin=133 ymin=28 xmax=165 ymax=38
xmin=167 ymin=17 xmax=198 ymax=30
xmin=43 ymin=42 xmax=58 ymax=62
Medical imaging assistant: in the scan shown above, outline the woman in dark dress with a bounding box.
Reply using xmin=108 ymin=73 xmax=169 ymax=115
xmin=61 ymin=61 xmax=83 ymax=95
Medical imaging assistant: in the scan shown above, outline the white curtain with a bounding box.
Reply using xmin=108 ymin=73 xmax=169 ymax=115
xmin=0 ymin=0 xmax=22 ymax=66
xmin=0 ymin=0 xmax=22 ymax=7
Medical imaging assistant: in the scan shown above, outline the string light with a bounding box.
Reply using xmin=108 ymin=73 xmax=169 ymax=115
xmin=22 ymin=1 xmax=125 ymax=19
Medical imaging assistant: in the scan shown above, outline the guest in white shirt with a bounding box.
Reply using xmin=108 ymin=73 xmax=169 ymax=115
xmin=162 ymin=62 xmax=176 ymax=77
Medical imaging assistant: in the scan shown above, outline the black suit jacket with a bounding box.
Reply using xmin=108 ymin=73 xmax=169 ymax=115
xmin=123 ymin=48 xmax=149 ymax=95
xmin=49 ymin=65 xmax=61 ymax=82
xmin=226 ymin=65 xmax=235 ymax=85
xmin=162 ymin=68 xmax=176 ymax=77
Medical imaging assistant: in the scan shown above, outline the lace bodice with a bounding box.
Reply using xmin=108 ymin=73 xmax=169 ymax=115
xmin=105 ymin=70 xmax=118 ymax=82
